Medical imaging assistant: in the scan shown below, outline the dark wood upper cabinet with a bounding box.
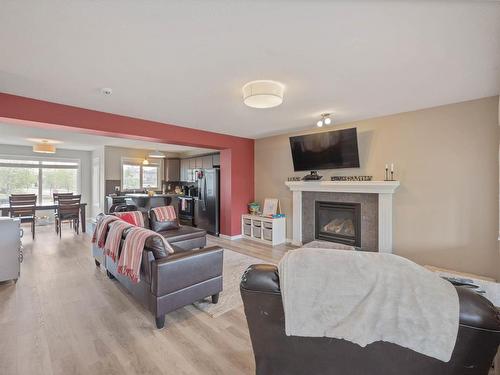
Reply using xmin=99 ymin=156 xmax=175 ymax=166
xmin=165 ymin=158 xmax=180 ymax=181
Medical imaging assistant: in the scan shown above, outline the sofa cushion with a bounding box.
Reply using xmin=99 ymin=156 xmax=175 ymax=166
xmin=114 ymin=211 xmax=145 ymax=227
xmin=158 ymin=225 xmax=206 ymax=243
xmin=144 ymin=236 xmax=170 ymax=259
xmin=121 ymin=227 xmax=172 ymax=260
xmin=149 ymin=209 xmax=179 ymax=232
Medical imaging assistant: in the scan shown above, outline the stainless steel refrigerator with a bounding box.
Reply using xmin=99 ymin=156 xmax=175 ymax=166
xmin=194 ymin=168 xmax=220 ymax=235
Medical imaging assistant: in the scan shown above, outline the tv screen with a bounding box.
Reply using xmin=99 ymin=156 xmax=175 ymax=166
xmin=289 ymin=128 xmax=360 ymax=171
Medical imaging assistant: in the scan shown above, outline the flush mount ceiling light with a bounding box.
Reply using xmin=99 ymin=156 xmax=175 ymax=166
xmin=242 ymin=80 xmax=284 ymax=108
xmin=148 ymin=150 xmax=166 ymax=159
xmin=316 ymin=113 xmax=332 ymax=127
xmin=33 ymin=140 xmax=56 ymax=154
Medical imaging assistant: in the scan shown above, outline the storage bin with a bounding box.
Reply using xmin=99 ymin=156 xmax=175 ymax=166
xmin=243 ymin=224 xmax=252 ymax=236
xmin=263 ymin=222 xmax=273 ymax=230
xmin=253 ymin=227 xmax=261 ymax=238
xmin=263 ymin=228 xmax=273 ymax=241
xmin=253 ymin=220 xmax=262 ymax=227
xmin=243 ymin=218 xmax=251 ymax=225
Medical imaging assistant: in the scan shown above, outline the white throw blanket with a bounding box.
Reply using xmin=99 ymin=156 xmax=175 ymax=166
xmin=278 ymin=248 xmax=459 ymax=362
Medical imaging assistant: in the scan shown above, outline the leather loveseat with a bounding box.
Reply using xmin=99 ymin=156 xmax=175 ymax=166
xmin=240 ymin=264 xmax=500 ymax=375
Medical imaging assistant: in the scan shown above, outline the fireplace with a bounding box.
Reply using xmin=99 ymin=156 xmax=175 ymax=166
xmin=315 ymin=201 xmax=361 ymax=247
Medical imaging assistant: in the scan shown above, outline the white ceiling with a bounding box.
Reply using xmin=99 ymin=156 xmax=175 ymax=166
xmin=0 ymin=122 xmax=212 ymax=154
xmin=0 ymin=1 xmax=499 ymax=139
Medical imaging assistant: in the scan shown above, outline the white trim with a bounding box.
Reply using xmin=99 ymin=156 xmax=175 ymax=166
xmin=285 ymin=180 xmax=400 ymax=253
xmin=285 ymin=180 xmax=400 ymax=194
xmin=292 ymin=190 xmax=302 ymax=246
xmin=219 ymin=234 xmax=243 ymax=241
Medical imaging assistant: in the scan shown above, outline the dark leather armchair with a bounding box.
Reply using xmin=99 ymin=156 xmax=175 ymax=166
xmin=240 ymin=264 xmax=500 ymax=375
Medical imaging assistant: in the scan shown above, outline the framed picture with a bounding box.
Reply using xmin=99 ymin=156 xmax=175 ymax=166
xmin=262 ymin=198 xmax=280 ymax=216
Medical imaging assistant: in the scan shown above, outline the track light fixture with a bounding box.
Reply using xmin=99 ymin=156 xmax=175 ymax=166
xmin=317 ymin=113 xmax=332 ymax=127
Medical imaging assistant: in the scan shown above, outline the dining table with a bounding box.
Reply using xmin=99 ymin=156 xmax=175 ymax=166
xmin=0 ymin=202 xmax=87 ymax=233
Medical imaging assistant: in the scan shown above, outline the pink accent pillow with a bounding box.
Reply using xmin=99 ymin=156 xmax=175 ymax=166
xmin=114 ymin=211 xmax=145 ymax=227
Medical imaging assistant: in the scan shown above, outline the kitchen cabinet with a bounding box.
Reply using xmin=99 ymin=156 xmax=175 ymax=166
xmin=189 ymin=158 xmax=196 ymax=169
xmin=180 ymin=159 xmax=189 ymax=181
xmin=165 ymin=158 xmax=180 ymax=181
xmin=212 ymin=153 xmax=220 ymax=166
xmin=202 ymin=155 xmax=213 ymax=169
xmin=193 ymin=157 xmax=202 ymax=168
xmin=180 ymin=153 xmax=220 ymax=182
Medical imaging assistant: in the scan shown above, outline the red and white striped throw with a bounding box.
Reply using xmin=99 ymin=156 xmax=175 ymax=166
xmin=92 ymin=215 xmax=121 ymax=248
xmin=118 ymin=227 xmax=175 ymax=283
xmin=104 ymin=220 xmax=133 ymax=262
xmin=114 ymin=211 xmax=145 ymax=227
xmin=151 ymin=205 xmax=177 ymax=222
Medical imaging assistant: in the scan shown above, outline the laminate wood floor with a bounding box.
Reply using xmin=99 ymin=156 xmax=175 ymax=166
xmin=0 ymin=224 xmax=295 ymax=375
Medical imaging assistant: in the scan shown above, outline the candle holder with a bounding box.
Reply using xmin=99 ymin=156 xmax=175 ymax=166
xmin=384 ymin=167 xmax=389 ymax=181
xmin=390 ymin=171 xmax=394 ymax=181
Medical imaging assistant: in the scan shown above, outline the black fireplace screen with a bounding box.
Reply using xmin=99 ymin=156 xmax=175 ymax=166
xmin=315 ymin=201 xmax=361 ymax=247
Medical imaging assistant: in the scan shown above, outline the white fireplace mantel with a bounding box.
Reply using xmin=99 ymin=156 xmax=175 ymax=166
xmin=285 ymin=180 xmax=400 ymax=252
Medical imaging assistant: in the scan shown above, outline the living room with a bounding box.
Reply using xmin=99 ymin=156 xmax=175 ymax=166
xmin=0 ymin=1 xmax=499 ymax=375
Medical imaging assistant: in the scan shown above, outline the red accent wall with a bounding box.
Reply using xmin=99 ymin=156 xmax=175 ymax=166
xmin=0 ymin=93 xmax=254 ymax=236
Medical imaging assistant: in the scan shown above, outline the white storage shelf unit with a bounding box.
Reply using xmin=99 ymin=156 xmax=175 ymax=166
xmin=241 ymin=214 xmax=286 ymax=246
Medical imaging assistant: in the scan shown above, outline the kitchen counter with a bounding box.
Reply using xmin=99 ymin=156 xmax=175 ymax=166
xmin=124 ymin=194 xmax=174 ymax=211
xmin=124 ymin=193 xmax=181 ymax=198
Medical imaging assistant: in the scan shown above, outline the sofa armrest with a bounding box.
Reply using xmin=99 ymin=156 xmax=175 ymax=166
xmin=240 ymin=264 xmax=281 ymax=294
xmin=456 ymin=286 xmax=500 ymax=331
xmin=151 ymin=246 xmax=223 ymax=296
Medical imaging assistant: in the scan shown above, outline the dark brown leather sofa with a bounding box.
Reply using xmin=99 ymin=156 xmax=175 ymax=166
xmin=148 ymin=210 xmax=207 ymax=250
xmin=104 ymin=242 xmax=223 ymax=329
xmin=91 ymin=209 xmax=222 ymax=329
xmin=240 ymin=264 xmax=500 ymax=375
xmin=109 ymin=204 xmax=207 ymax=250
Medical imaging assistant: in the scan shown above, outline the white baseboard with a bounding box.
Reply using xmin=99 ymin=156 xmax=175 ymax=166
xmin=220 ymin=234 xmax=243 ymax=241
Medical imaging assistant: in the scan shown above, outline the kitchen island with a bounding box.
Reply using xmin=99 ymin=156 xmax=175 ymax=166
xmin=124 ymin=193 xmax=177 ymax=212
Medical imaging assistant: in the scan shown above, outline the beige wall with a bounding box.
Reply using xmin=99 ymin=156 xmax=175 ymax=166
xmin=255 ymin=97 xmax=500 ymax=279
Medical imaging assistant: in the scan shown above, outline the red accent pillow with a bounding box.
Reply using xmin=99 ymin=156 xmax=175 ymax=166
xmin=114 ymin=211 xmax=144 ymax=227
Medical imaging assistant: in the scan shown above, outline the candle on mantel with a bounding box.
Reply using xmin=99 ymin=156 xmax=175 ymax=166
xmin=391 ymin=163 xmax=394 ymax=172
xmin=385 ymin=164 xmax=388 ymax=170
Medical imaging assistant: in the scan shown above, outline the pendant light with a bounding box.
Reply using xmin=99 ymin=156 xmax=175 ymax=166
xmin=33 ymin=140 xmax=56 ymax=154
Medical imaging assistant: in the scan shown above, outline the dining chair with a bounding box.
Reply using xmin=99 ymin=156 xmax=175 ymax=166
xmin=56 ymin=195 xmax=81 ymax=238
xmin=9 ymin=194 xmax=37 ymax=240
xmin=53 ymin=192 xmax=74 ymax=233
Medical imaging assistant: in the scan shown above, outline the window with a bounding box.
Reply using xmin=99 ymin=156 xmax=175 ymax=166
xmin=122 ymin=164 xmax=141 ymax=190
xmin=142 ymin=166 xmax=159 ymax=188
xmin=121 ymin=160 xmax=159 ymax=190
xmin=41 ymin=168 xmax=78 ymax=204
xmin=0 ymin=157 xmax=80 ymax=205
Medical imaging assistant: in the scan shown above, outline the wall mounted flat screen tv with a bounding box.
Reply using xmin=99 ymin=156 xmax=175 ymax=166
xmin=289 ymin=128 xmax=360 ymax=171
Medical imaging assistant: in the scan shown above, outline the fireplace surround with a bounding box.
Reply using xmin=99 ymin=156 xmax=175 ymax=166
xmin=285 ymin=180 xmax=400 ymax=252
